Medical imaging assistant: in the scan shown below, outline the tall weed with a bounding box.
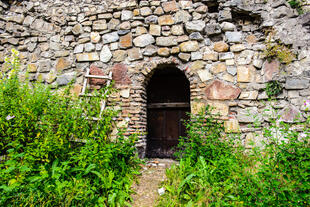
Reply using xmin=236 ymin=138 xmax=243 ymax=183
xmin=0 ymin=49 xmax=140 ymax=207
xmin=157 ymin=105 xmax=309 ymax=206
xmin=175 ymin=105 xmax=232 ymax=164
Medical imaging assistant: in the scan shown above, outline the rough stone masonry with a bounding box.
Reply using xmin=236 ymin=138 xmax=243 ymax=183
xmin=0 ymin=0 xmax=309 ymax=156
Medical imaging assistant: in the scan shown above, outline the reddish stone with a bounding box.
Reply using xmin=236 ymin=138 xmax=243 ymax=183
xmin=213 ymin=42 xmax=229 ymax=52
xmin=71 ymin=84 xmax=82 ymax=96
xmin=158 ymin=15 xmax=174 ymax=25
xmin=119 ymin=33 xmax=132 ymax=49
xmin=263 ymin=60 xmax=280 ymax=82
xmin=89 ymin=64 xmax=106 ymax=85
xmin=128 ymin=48 xmax=143 ymax=60
xmin=246 ymin=35 xmax=257 ymax=44
xmin=205 ymin=80 xmax=241 ymax=100
xmin=56 ymin=58 xmax=71 ymax=71
xmin=112 ymin=63 xmax=132 ymax=85
xmin=162 ymin=1 xmax=178 ymax=12
xmin=279 ymin=105 xmax=305 ymax=123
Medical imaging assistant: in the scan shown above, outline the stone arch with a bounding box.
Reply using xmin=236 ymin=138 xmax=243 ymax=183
xmin=142 ymin=62 xmax=193 ymax=88
xmin=131 ymin=58 xmax=199 ymax=158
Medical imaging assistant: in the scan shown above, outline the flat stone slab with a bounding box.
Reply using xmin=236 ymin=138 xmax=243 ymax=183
xmin=205 ymin=80 xmax=241 ymax=100
xmin=76 ymin=53 xmax=99 ymax=62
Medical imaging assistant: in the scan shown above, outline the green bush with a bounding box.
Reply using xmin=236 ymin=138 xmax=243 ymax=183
xmin=0 ymin=49 xmax=140 ymax=207
xmin=174 ymin=105 xmax=234 ymax=164
xmin=157 ymin=105 xmax=310 ymax=206
xmin=265 ymin=80 xmax=283 ymax=98
xmin=264 ymin=41 xmax=296 ymax=65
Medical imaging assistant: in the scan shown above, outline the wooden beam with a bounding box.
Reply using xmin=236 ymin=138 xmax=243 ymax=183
xmin=147 ymin=102 xmax=190 ymax=109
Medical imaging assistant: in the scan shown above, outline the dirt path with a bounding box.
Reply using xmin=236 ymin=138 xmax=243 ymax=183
xmin=131 ymin=159 xmax=177 ymax=207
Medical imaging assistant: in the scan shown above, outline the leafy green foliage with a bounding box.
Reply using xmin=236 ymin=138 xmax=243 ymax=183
xmin=264 ymin=41 xmax=296 ymax=65
xmin=174 ymin=105 xmax=231 ymax=164
xmin=157 ymin=106 xmax=310 ymax=206
xmin=263 ymin=29 xmax=296 ymax=65
xmin=265 ymin=80 xmax=283 ymax=97
xmin=288 ymin=0 xmax=304 ymax=14
xmin=0 ymin=49 xmax=140 ymax=206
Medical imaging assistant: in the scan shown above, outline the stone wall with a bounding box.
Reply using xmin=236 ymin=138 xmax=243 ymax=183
xmin=0 ymin=0 xmax=309 ymax=156
xmin=303 ymin=0 xmax=310 ymax=12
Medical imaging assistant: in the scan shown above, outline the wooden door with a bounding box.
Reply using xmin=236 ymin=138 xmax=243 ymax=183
xmin=146 ymin=67 xmax=190 ymax=158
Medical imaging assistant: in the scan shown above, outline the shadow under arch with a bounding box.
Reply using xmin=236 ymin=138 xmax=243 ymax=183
xmin=145 ymin=64 xmax=191 ymax=158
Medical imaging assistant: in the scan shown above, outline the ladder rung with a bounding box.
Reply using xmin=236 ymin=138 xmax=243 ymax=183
xmin=0 ymin=155 xmax=7 ymax=161
xmin=79 ymin=93 xmax=101 ymax=97
xmin=79 ymin=93 xmax=109 ymax=98
xmin=69 ymin=138 xmax=88 ymax=143
xmin=85 ymin=117 xmax=102 ymax=121
xmin=85 ymin=75 xmax=112 ymax=80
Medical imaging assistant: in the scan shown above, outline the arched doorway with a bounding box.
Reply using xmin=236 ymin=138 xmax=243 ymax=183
xmin=146 ymin=66 xmax=190 ymax=158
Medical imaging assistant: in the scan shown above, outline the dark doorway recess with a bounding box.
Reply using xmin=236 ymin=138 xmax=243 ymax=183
xmin=146 ymin=66 xmax=190 ymax=158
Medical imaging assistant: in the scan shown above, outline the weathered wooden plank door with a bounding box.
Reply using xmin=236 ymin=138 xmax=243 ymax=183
xmin=146 ymin=67 xmax=190 ymax=158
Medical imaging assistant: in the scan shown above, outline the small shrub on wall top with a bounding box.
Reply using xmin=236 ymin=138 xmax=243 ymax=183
xmin=265 ymin=80 xmax=283 ymax=97
xmin=287 ymin=0 xmax=305 ymax=14
xmin=0 ymin=49 xmax=140 ymax=207
xmin=264 ymin=42 xmax=296 ymax=64
xmin=263 ymin=29 xmax=296 ymax=65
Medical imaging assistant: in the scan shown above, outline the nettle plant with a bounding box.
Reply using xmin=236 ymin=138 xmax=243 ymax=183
xmin=304 ymin=99 xmax=310 ymax=110
xmin=157 ymin=103 xmax=309 ymax=206
xmin=0 ymin=49 xmax=141 ymax=207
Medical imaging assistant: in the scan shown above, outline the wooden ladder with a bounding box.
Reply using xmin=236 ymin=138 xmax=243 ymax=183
xmin=70 ymin=68 xmax=112 ymax=143
xmin=79 ymin=67 xmax=113 ymax=121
